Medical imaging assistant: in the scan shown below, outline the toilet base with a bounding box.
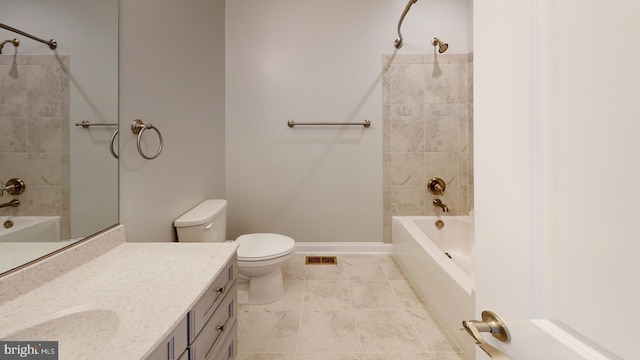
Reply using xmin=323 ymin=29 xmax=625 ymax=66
xmin=237 ymin=268 xmax=285 ymax=305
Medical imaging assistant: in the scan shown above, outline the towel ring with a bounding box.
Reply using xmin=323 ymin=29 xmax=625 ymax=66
xmin=131 ymin=119 xmax=163 ymax=160
xmin=109 ymin=130 xmax=119 ymax=159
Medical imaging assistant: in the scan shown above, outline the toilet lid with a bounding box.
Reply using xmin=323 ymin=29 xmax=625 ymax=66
xmin=236 ymin=233 xmax=295 ymax=262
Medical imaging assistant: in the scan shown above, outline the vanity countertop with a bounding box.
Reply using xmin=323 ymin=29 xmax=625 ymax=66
xmin=0 ymin=230 xmax=238 ymax=360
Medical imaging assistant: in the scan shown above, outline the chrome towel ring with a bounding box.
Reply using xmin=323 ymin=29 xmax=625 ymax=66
xmin=131 ymin=119 xmax=163 ymax=160
xmin=109 ymin=130 xmax=119 ymax=159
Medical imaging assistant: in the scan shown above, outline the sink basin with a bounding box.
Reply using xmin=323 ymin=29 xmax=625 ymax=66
xmin=2 ymin=309 xmax=120 ymax=359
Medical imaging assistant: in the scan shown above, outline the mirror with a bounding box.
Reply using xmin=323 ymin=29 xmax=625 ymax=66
xmin=0 ymin=1 xmax=119 ymax=275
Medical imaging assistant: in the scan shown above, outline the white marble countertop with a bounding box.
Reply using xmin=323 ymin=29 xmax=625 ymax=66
xmin=0 ymin=233 xmax=237 ymax=359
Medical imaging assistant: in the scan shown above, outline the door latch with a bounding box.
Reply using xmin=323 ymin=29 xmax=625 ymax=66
xmin=462 ymin=310 xmax=510 ymax=360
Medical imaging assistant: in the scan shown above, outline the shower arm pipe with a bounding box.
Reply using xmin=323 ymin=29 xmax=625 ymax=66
xmin=0 ymin=22 xmax=57 ymax=50
xmin=394 ymin=0 xmax=418 ymax=49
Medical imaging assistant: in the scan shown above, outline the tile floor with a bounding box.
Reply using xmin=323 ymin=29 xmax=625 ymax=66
xmin=237 ymin=254 xmax=469 ymax=360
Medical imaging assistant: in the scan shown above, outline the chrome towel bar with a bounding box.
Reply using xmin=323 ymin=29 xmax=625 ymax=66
xmin=75 ymin=120 xmax=118 ymax=128
xmin=287 ymin=120 xmax=371 ymax=128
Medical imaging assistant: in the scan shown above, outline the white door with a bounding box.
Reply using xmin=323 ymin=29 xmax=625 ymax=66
xmin=473 ymin=0 xmax=640 ymax=359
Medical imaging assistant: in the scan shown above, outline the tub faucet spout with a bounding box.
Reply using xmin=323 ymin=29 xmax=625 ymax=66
xmin=0 ymin=199 xmax=20 ymax=209
xmin=433 ymin=199 xmax=449 ymax=212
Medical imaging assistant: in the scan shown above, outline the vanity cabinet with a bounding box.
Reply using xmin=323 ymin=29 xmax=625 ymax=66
xmin=147 ymin=255 xmax=237 ymax=360
xmin=146 ymin=316 xmax=189 ymax=360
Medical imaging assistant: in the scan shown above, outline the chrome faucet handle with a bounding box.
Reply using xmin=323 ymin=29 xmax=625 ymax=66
xmin=1 ymin=178 xmax=25 ymax=197
xmin=427 ymin=177 xmax=446 ymax=195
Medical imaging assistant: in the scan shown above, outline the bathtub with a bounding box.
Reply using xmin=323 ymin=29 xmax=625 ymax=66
xmin=393 ymin=215 xmax=475 ymax=358
xmin=0 ymin=216 xmax=61 ymax=243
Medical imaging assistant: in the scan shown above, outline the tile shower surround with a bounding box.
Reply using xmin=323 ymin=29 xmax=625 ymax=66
xmin=237 ymin=254 xmax=469 ymax=360
xmin=383 ymin=53 xmax=473 ymax=243
xmin=0 ymin=55 xmax=70 ymax=239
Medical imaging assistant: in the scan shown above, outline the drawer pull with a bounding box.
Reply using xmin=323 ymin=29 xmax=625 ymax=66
xmin=216 ymin=325 xmax=225 ymax=332
xmin=215 ymin=286 xmax=225 ymax=293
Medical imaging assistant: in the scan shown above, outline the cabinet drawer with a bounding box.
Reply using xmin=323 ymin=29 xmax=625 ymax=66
xmin=189 ymin=255 xmax=237 ymax=343
xmin=145 ymin=315 xmax=188 ymax=360
xmin=189 ymin=282 xmax=237 ymax=360
xmin=212 ymin=321 xmax=237 ymax=360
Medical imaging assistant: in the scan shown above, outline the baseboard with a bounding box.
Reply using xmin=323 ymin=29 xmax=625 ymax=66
xmin=294 ymin=242 xmax=393 ymax=254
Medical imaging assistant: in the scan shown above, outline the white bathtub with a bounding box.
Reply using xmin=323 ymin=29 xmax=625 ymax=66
xmin=0 ymin=216 xmax=61 ymax=243
xmin=393 ymin=215 xmax=475 ymax=358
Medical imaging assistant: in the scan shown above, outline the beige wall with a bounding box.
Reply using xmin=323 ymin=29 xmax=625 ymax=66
xmin=382 ymin=53 xmax=474 ymax=242
xmin=119 ymin=0 xmax=226 ymax=242
xmin=226 ymin=0 xmax=472 ymax=243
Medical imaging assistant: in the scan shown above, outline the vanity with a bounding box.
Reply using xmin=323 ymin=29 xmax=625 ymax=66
xmin=0 ymin=225 xmax=238 ymax=360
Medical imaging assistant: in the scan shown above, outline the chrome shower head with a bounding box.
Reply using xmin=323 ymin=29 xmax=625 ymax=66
xmin=432 ymin=37 xmax=448 ymax=53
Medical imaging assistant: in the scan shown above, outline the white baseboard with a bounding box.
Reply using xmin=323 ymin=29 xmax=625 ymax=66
xmin=295 ymin=242 xmax=393 ymax=254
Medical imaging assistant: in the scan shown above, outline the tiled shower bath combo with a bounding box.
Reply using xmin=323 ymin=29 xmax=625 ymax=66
xmin=0 ymin=55 xmax=70 ymax=239
xmin=383 ymin=53 xmax=473 ymax=243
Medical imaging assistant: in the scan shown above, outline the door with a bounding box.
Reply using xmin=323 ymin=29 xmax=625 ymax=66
xmin=473 ymin=0 xmax=640 ymax=359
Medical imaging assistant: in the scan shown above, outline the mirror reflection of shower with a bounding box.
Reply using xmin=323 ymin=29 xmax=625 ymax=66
xmin=432 ymin=37 xmax=448 ymax=53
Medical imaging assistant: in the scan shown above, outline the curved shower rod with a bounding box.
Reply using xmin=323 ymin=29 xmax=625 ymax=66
xmin=394 ymin=0 xmax=418 ymax=49
xmin=0 ymin=22 xmax=57 ymax=50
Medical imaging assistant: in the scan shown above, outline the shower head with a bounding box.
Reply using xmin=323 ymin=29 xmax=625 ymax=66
xmin=432 ymin=37 xmax=448 ymax=53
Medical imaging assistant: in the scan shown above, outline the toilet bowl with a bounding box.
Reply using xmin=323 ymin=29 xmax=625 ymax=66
xmin=236 ymin=233 xmax=295 ymax=304
xmin=174 ymin=199 xmax=296 ymax=305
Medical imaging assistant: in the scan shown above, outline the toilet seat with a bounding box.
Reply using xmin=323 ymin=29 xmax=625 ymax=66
xmin=236 ymin=233 xmax=295 ymax=262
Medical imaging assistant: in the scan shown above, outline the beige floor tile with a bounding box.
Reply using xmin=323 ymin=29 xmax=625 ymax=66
xmin=238 ymin=304 xmax=252 ymax=333
xmin=305 ymin=260 xmax=346 ymax=280
xmin=283 ymin=255 xmax=306 ymax=280
xmin=349 ymin=280 xmax=403 ymax=310
xmin=379 ymin=256 xmax=408 ymax=280
xmin=303 ymin=280 xmax=352 ymax=311
xmin=239 ymin=309 xmax=300 ymax=353
xmin=404 ymin=308 xmax=460 ymax=353
xmin=354 ymin=310 xmax=427 ymax=353
xmin=297 ymin=309 xmax=362 ymax=353
xmin=343 ymin=255 xmax=388 ymax=280
xmin=237 ymin=354 xmax=296 ymax=360
xmin=246 ymin=280 xmax=304 ymax=311
xmin=364 ymin=353 xmax=433 ymax=360
xmin=389 ymin=280 xmax=428 ymax=310
xmin=296 ymin=353 xmax=364 ymax=360
xmin=237 ymin=254 xmax=465 ymax=360
xmin=430 ymin=353 xmax=468 ymax=360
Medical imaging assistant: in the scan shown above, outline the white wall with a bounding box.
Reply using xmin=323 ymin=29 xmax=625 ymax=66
xmin=119 ymin=0 xmax=226 ymax=242
xmin=3 ymin=0 xmax=119 ymax=239
xmin=226 ymin=0 xmax=471 ymax=242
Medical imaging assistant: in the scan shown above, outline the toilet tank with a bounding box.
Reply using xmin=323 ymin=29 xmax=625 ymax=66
xmin=174 ymin=199 xmax=227 ymax=242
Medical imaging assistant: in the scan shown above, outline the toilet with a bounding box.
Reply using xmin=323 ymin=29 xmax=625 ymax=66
xmin=174 ymin=199 xmax=295 ymax=305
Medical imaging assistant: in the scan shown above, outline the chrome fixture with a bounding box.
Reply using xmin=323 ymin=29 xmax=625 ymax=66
xmin=110 ymin=130 xmax=119 ymax=159
xmin=463 ymin=311 xmax=511 ymax=359
xmin=0 ymin=178 xmax=25 ymax=197
xmin=74 ymin=121 xmax=119 ymax=159
xmin=433 ymin=199 xmax=449 ymax=212
xmin=131 ymin=119 xmax=164 ymax=160
xmin=0 ymin=199 xmax=20 ymax=209
xmin=0 ymin=22 xmax=57 ymax=50
xmin=287 ymin=120 xmax=371 ymax=128
xmin=394 ymin=0 xmax=418 ymax=49
xmin=427 ymin=177 xmax=446 ymax=195
xmin=75 ymin=120 xmax=118 ymax=128
xmin=0 ymin=38 xmax=19 ymax=54
xmin=432 ymin=37 xmax=448 ymax=53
